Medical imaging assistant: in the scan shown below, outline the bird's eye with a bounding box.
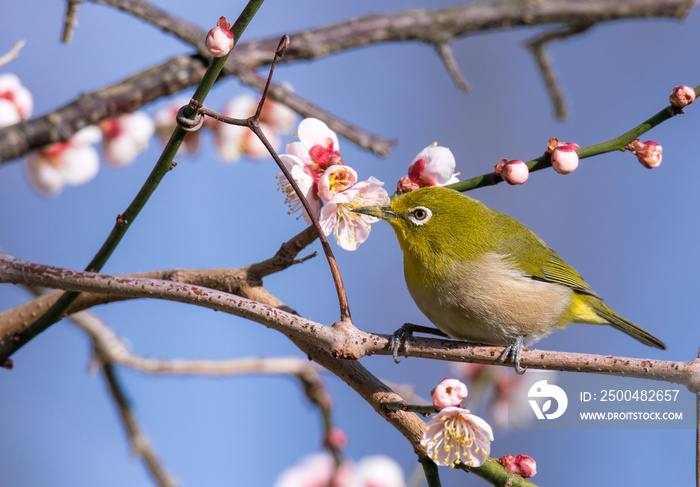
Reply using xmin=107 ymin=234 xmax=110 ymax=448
xmin=409 ymin=206 xmax=432 ymax=225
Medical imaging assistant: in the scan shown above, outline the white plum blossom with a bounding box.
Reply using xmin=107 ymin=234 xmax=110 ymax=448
xmin=397 ymin=143 xmax=458 ymax=194
xmin=277 ymin=154 xmax=321 ymax=223
xmin=273 ymin=452 xmax=405 ymax=487
xmin=319 ymin=177 xmax=389 ymax=251
xmin=24 ymin=126 xmax=102 ymax=195
xmin=0 ymin=73 xmax=32 ymax=127
xmin=101 ymin=111 xmax=155 ymax=167
xmin=420 ymin=406 xmax=493 ymax=468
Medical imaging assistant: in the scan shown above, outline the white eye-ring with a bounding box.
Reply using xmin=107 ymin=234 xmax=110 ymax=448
xmin=408 ymin=206 xmax=432 ymax=225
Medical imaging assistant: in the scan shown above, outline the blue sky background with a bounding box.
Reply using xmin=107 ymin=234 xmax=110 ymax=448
xmin=1 ymin=1 xmax=699 ymax=486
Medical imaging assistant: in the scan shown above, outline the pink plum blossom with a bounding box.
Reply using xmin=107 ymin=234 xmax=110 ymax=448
xmin=100 ymin=111 xmax=155 ymax=167
xmin=495 ymin=159 xmax=529 ymax=185
xmin=0 ymin=73 xmax=32 ymax=127
xmin=626 ymin=139 xmax=662 ymax=168
xmin=317 ymin=165 xmax=358 ymax=202
xmin=260 ymin=89 xmax=298 ymax=134
xmin=431 ymin=378 xmax=468 ymax=410
xmin=669 ymin=85 xmax=696 ymax=108
xmin=286 ymin=117 xmax=343 ymax=177
xmin=548 ymin=138 xmax=580 ymax=175
xmin=396 ymin=143 xmax=458 ymax=194
xmin=319 ymin=177 xmax=389 ymax=251
xmin=421 ymin=406 xmax=493 ymax=468
xmin=205 ymin=16 xmax=234 ymax=57
xmin=24 ymin=126 xmax=102 ymax=195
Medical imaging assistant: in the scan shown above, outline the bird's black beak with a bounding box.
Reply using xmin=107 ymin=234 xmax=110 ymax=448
xmin=351 ymin=205 xmax=397 ymax=220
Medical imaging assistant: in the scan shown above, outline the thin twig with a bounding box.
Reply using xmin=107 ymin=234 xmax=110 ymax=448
xmin=99 ymin=358 xmax=180 ymax=487
xmin=524 ymin=24 xmax=593 ymax=120
xmin=61 ymin=0 xmax=84 ymax=43
xmin=0 ymin=41 xmax=26 ymax=68
xmin=435 ymin=43 xmax=470 ymax=93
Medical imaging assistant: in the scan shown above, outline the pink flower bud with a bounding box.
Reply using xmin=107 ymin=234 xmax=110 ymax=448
xmin=396 ymin=175 xmax=420 ymax=194
xmin=669 ymin=85 xmax=696 ymax=108
xmin=548 ymin=139 xmax=580 ymax=175
xmin=430 ymin=377 xmax=468 ymax=410
xmin=206 ymin=16 xmax=234 ymax=57
xmin=324 ymin=426 xmax=348 ymax=450
xmin=498 ymin=159 xmax=529 ymax=185
xmin=626 ymin=139 xmax=662 ymax=169
xmin=514 ymin=454 xmax=537 ymax=478
xmin=498 ymin=454 xmax=537 ymax=478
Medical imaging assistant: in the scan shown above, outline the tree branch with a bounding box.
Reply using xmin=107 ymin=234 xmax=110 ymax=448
xmin=0 ymin=0 xmax=694 ymax=164
xmin=3 ymin=253 xmax=700 ymax=395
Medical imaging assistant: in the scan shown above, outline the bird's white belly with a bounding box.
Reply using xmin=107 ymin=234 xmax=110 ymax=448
xmin=405 ymin=254 xmax=573 ymax=346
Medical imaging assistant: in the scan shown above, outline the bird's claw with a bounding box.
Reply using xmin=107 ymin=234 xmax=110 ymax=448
xmin=498 ymin=335 xmax=527 ymax=374
xmin=390 ymin=324 xmax=413 ymax=364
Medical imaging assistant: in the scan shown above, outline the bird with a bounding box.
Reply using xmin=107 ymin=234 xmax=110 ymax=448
xmin=352 ymin=186 xmax=666 ymax=373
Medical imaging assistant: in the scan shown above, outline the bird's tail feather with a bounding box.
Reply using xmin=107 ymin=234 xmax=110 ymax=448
xmin=593 ymin=301 xmax=667 ymax=350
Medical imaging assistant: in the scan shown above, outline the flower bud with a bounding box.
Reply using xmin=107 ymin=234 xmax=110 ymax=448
xmin=669 ymin=85 xmax=696 ymax=108
xmin=324 ymin=426 xmax=348 ymax=450
xmin=626 ymin=139 xmax=662 ymax=169
xmin=430 ymin=377 xmax=468 ymax=410
xmin=206 ymin=16 xmax=234 ymax=57
xmin=514 ymin=454 xmax=537 ymax=478
xmin=548 ymin=138 xmax=580 ymax=175
xmin=396 ymin=175 xmax=420 ymax=194
xmin=496 ymin=159 xmax=528 ymax=185
xmin=498 ymin=454 xmax=537 ymax=478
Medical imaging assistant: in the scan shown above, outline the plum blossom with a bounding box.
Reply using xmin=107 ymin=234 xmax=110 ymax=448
xmin=397 ymin=143 xmax=458 ymax=194
xmin=494 ymin=158 xmax=529 ymax=185
xmin=669 ymin=85 xmax=696 ymax=108
xmin=287 ymin=117 xmax=343 ymax=175
xmin=352 ymin=455 xmax=406 ymax=487
xmin=626 ymin=139 xmax=662 ymax=169
xmin=277 ymin=154 xmax=321 ymax=223
xmin=273 ymin=453 xmax=405 ymax=487
xmin=319 ymin=177 xmax=389 ymax=251
xmin=548 ymin=138 xmax=580 ymax=175
xmin=100 ymin=111 xmax=155 ymax=167
xmin=205 ymin=16 xmax=234 ymax=57
xmin=0 ymin=73 xmax=32 ymax=127
xmin=431 ymin=378 xmax=468 ymax=410
xmin=154 ymin=97 xmax=200 ymax=154
xmin=24 ymin=126 xmax=102 ymax=195
xmin=421 ymin=406 xmax=493 ymax=468
xmin=317 ymin=165 xmax=358 ymax=202
xmin=213 ymin=94 xmax=281 ymax=162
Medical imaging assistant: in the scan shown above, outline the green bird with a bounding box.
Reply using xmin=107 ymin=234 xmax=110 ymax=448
xmin=352 ymin=186 xmax=666 ymax=373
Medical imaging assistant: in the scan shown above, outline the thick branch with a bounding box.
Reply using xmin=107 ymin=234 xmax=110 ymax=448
xmin=3 ymin=253 xmax=700 ymax=394
xmin=0 ymin=0 xmax=694 ymax=163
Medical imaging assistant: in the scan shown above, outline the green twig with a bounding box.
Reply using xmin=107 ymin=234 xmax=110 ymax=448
xmin=0 ymin=0 xmax=265 ymax=367
xmin=446 ymin=84 xmax=699 ymax=194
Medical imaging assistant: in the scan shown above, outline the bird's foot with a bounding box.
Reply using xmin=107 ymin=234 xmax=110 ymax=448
xmin=498 ymin=335 xmax=527 ymax=375
xmin=390 ymin=323 xmax=448 ymax=364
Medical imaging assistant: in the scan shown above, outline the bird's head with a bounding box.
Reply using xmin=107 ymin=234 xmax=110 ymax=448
xmin=352 ymin=186 xmax=485 ymax=260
